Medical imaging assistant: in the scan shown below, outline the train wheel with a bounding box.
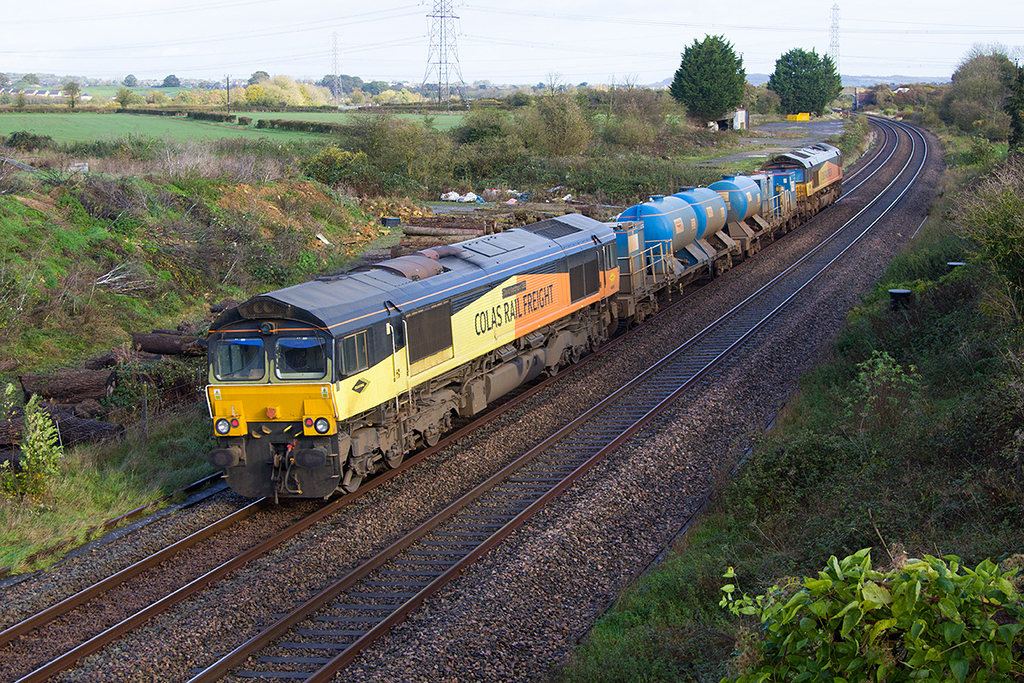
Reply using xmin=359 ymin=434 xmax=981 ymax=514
xmin=342 ymin=468 xmax=363 ymax=493
xmin=385 ymin=447 xmax=404 ymax=469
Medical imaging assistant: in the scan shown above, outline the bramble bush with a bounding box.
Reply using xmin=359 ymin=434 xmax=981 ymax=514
xmin=720 ymin=549 xmax=1024 ymax=682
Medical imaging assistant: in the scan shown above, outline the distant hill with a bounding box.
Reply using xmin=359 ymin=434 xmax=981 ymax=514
xmin=651 ymin=74 xmax=950 ymax=89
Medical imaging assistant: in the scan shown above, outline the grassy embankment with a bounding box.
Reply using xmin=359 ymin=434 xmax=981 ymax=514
xmin=553 ymin=129 xmax=1024 ymax=681
xmin=0 ymin=162 xmax=405 ymax=569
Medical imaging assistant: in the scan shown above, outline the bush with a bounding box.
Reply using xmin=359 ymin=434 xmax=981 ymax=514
xmin=720 ymin=550 xmax=1024 ymax=683
xmin=1 ymin=394 xmax=63 ymax=497
xmin=4 ymin=130 xmax=55 ymax=151
xmin=301 ymin=147 xmax=374 ymax=189
xmin=956 ymin=158 xmax=1024 ymax=299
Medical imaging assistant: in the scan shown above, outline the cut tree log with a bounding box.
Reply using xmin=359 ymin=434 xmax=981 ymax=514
xmin=0 ymin=413 xmax=123 ymax=448
xmin=131 ymin=333 xmax=206 ymax=356
xmin=403 ymin=225 xmax=485 ymax=237
xmin=19 ymin=369 xmax=117 ymax=404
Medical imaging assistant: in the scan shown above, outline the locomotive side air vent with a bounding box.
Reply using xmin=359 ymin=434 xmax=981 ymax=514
xmin=238 ymin=297 xmax=291 ymax=320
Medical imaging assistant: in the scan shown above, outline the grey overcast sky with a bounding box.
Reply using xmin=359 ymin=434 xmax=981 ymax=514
xmin=1 ymin=0 xmax=1021 ymax=85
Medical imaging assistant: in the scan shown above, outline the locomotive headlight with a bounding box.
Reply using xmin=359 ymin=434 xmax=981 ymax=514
xmin=314 ymin=417 xmax=331 ymax=434
xmin=215 ymin=418 xmax=232 ymax=435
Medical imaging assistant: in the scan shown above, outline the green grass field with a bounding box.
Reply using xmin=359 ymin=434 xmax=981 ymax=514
xmin=0 ymin=111 xmax=466 ymax=144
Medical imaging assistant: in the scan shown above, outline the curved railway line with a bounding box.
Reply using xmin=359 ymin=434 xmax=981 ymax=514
xmin=0 ymin=115 xmax=938 ymax=682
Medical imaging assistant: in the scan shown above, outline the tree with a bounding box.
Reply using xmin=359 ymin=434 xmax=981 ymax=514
xmin=115 ymin=88 xmax=136 ymax=109
xmin=871 ymin=83 xmax=895 ymax=109
xmin=21 ymin=73 xmax=38 ymax=85
xmin=1 ymin=394 xmax=63 ymax=497
xmin=62 ymin=79 xmax=81 ymax=111
xmin=753 ymin=84 xmax=781 ymax=115
xmin=15 ymin=91 xmax=27 ymax=109
xmin=364 ymin=80 xmax=389 ymax=96
xmin=767 ymin=48 xmax=842 ymax=115
xmin=0 ymin=73 xmax=8 ymax=87
xmin=122 ymin=74 xmax=138 ymax=87
xmin=669 ymin=34 xmax=745 ymax=122
xmin=162 ymin=74 xmax=180 ymax=88
xmin=1008 ymin=63 xmax=1024 ymax=153
xmin=940 ymin=47 xmax=1015 ymax=141
xmin=248 ymin=70 xmax=270 ymax=86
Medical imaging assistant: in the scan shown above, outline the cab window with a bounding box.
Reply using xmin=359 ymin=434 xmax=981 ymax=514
xmin=212 ymin=338 xmax=265 ymax=381
xmin=275 ymin=337 xmax=329 ymax=379
xmin=339 ymin=331 xmax=369 ymax=377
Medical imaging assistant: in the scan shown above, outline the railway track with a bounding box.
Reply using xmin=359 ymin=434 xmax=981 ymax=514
xmin=1 ymin=116 xmax=931 ymax=682
xmin=178 ymin=116 xmax=928 ymax=682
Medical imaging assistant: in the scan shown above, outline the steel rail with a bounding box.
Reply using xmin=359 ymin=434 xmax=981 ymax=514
xmin=0 ymin=498 xmax=268 ymax=648
xmin=0 ymin=472 xmax=225 ymax=580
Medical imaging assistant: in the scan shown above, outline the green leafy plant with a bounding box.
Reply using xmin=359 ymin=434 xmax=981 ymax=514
xmin=1 ymin=382 xmax=15 ymax=419
xmin=844 ymin=350 xmax=921 ymax=434
xmin=720 ymin=549 xmax=1024 ymax=682
xmin=2 ymin=394 xmax=64 ymax=497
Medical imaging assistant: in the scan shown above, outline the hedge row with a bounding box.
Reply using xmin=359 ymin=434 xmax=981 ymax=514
xmin=254 ymin=118 xmax=348 ymax=134
xmin=186 ymin=111 xmax=237 ymax=123
xmin=120 ymin=109 xmax=187 ymax=117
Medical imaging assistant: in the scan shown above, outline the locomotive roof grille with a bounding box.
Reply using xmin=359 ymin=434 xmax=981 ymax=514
xmin=520 ymin=220 xmax=582 ymax=239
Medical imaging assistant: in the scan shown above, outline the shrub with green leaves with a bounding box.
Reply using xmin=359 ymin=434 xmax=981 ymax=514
xmin=720 ymin=549 xmax=1024 ymax=682
xmin=1 ymin=394 xmax=63 ymax=497
xmin=301 ymin=147 xmax=373 ymax=188
xmin=843 ymin=350 xmax=921 ymax=435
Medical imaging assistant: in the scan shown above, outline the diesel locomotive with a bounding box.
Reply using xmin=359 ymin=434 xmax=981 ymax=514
xmin=205 ymin=143 xmax=842 ymax=500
